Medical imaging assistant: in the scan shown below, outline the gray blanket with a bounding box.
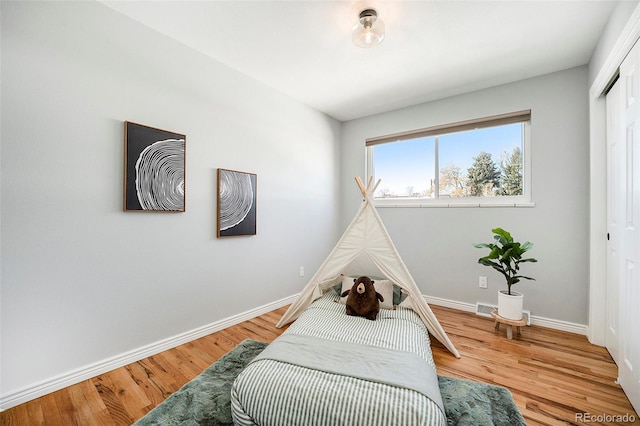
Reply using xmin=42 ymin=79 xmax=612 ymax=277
xmin=251 ymin=333 xmax=445 ymax=413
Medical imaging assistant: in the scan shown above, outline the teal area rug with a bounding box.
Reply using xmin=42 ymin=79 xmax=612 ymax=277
xmin=437 ymin=375 xmax=526 ymax=426
xmin=134 ymin=339 xmax=525 ymax=426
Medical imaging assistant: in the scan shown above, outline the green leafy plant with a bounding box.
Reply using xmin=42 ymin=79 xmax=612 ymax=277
xmin=474 ymin=227 xmax=537 ymax=295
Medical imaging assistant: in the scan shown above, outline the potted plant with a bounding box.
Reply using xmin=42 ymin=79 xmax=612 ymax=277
xmin=474 ymin=227 xmax=537 ymax=320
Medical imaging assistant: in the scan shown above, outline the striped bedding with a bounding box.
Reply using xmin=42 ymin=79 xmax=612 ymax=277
xmin=230 ymin=291 xmax=446 ymax=426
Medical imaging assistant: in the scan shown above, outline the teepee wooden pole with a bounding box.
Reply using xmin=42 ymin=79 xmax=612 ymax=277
xmin=355 ymin=176 xmax=366 ymax=196
xmin=372 ymin=179 xmax=381 ymax=195
xmin=355 ymin=176 xmax=381 ymax=197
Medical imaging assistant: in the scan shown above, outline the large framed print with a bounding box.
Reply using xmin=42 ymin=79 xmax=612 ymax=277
xmin=124 ymin=121 xmax=186 ymax=212
xmin=217 ymin=169 xmax=257 ymax=237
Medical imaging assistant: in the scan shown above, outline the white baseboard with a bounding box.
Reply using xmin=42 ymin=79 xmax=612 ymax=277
xmin=0 ymin=294 xmax=298 ymax=411
xmin=423 ymin=295 xmax=588 ymax=336
xmin=424 ymin=295 xmax=477 ymax=313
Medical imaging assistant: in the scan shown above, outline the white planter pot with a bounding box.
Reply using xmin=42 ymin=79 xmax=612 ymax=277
xmin=498 ymin=290 xmax=524 ymax=320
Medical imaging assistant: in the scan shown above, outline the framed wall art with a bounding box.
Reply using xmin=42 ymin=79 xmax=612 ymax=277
xmin=124 ymin=121 xmax=186 ymax=212
xmin=217 ymin=168 xmax=257 ymax=237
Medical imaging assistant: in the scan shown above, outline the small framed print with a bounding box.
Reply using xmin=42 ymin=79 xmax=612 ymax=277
xmin=217 ymin=168 xmax=257 ymax=237
xmin=124 ymin=121 xmax=185 ymax=212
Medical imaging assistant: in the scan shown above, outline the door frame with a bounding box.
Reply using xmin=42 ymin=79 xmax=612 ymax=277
xmin=588 ymin=4 xmax=640 ymax=346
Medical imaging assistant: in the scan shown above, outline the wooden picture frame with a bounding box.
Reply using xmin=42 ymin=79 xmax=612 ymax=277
xmin=124 ymin=121 xmax=186 ymax=212
xmin=217 ymin=168 xmax=257 ymax=237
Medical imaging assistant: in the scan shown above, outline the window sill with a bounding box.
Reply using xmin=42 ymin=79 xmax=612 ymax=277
xmin=373 ymin=200 xmax=535 ymax=208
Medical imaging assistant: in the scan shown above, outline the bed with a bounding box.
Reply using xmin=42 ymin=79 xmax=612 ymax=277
xmin=230 ymin=289 xmax=446 ymax=426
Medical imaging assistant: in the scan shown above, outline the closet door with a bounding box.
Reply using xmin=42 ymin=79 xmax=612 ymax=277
xmin=618 ymin=39 xmax=640 ymax=414
xmin=606 ymin=78 xmax=621 ymax=366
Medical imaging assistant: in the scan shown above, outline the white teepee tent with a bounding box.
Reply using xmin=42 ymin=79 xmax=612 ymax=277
xmin=277 ymin=177 xmax=460 ymax=358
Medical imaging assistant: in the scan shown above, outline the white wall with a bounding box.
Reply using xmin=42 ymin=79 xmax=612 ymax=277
xmin=0 ymin=1 xmax=340 ymax=401
xmin=341 ymin=67 xmax=590 ymax=325
xmin=588 ymin=0 xmax=640 ymax=87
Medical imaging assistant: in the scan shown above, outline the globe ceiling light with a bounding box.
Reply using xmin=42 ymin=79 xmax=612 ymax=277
xmin=352 ymin=8 xmax=385 ymax=48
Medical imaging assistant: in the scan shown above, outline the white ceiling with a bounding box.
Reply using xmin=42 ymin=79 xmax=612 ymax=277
xmin=101 ymin=1 xmax=617 ymax=121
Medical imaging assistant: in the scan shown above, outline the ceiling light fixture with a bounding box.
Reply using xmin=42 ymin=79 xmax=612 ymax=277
xmin=352 ymin=8 xmax=385 ymax=48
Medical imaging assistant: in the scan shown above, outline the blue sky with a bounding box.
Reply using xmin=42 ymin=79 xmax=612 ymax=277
xmin=373 ymin=123 xmax=522 ymax=196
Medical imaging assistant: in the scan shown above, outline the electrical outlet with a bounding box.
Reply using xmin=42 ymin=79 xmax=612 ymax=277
xmin=299 ymin=266 xmax=304 ymax=277
xmin=479 ymin=276 xmax=488 ymax=288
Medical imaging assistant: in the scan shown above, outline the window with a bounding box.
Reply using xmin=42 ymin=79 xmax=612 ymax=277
xmin=366 ymin=110 xmax=532 ymax=207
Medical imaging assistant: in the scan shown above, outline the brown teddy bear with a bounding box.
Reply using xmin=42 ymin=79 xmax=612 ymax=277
xmin=340 ymin=276 xmax=384 ymax=320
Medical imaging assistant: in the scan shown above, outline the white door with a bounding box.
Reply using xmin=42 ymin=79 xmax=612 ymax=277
xmin=606 ymin=79 xmax=621 ymax=365
xmin=618 ymin=39 xmax=640 ymax=414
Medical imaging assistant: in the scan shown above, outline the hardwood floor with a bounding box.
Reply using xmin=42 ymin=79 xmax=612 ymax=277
xmin=431 ymin=306 xmax=638 ymax=425
xmin=1 ymin=305 xmax=638 ymax=425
